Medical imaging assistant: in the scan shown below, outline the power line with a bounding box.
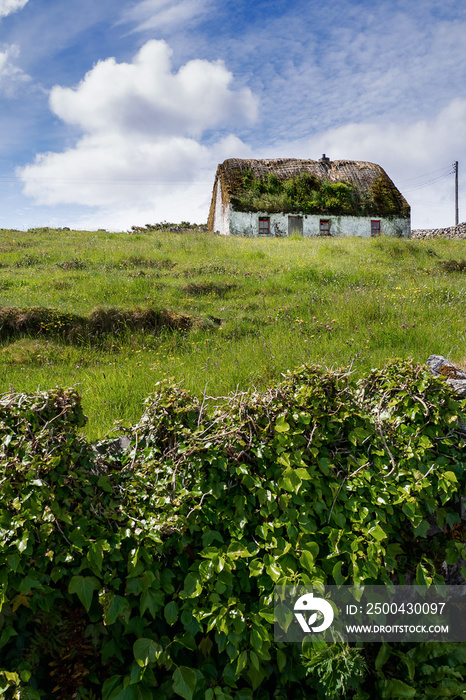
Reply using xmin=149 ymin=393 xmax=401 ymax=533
xmin=397 ymin=165 xmax=453 ymax=184
xmin=402 ymin=169 xmax=455 ymax=192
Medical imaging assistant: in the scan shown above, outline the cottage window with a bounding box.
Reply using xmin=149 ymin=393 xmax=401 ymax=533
xmin=319 ymin=220 xmax=330 ymax=236
xmin=371 ymin=220 xmax=381 ymax=236
xmin=258 ymin=217 xmax=270 ymax=235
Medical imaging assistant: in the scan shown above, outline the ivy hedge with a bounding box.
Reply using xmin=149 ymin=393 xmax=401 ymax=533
xmin=0 ymin=360 xmax=465 ymax=699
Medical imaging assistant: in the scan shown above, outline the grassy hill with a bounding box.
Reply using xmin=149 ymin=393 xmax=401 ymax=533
xmin=0 ymin=226 xmax=465 ymax=438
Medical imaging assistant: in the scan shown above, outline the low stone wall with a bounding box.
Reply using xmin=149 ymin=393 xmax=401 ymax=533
xmin=411 ymin=222 xmax=466 ymax=239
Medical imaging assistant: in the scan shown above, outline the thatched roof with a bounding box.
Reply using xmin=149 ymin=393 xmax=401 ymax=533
xmin=207 ymin=157 xmax=410 ymax=226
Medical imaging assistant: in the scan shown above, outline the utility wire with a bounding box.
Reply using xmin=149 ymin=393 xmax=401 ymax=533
xmin=397 ymin=165 xmax=453 ymax=184
xmin=401 ymin=168 xmax=455 ymax=192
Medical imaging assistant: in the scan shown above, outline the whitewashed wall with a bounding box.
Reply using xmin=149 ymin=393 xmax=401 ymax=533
xmin=212 ymin=181 xmax=230 ymax=236
xmin=223 ymin=208 xmax=410 ymax=238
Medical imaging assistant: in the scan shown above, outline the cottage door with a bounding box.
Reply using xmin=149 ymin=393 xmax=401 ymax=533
xmin=288 ymin=216 xmax=303 ymax=236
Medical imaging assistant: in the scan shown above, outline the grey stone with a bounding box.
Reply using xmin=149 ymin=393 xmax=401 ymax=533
xmin=448 ymin=379 xmax=466 ymax=398
xmin=411 ymin=222 xmax=466 ymax=239
xmin=426 ymin=354 xmax=466 ymax=378
xmin=426 ymin=355 xmax=466 ymax=401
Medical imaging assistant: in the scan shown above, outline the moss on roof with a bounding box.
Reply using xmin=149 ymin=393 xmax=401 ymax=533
xmin=207 ymin=158 xmax=410 ymax=227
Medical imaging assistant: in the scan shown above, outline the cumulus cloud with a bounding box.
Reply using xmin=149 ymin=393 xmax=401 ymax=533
xmin=18 ymin=40 xmax=257 ymax=223
xmin=121 ymin=0 xmax=214 ymax=32
xmin=49 ymin=40 xmax=256 ymax=138
xmin=0 ymin=0 xmax=28 ymax=18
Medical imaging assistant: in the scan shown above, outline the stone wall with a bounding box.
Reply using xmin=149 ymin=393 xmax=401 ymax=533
xmin=411 ymin=222 xmax=466 ymax=239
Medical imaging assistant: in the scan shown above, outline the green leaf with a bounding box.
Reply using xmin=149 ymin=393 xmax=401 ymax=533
xmin=368 ymin=524 xmax=387 ymax=541
xmin=133 ymin=638 xmax=160 ymax=667
xmin=402 ymin=502 xmax=416 ymax=519
xmin=97 ymin=474 xmax=114 ymax=492
xmin=445 ymin=512 xmax=460 ymax=529
xmin=68 ymin=575 xmax=99 ymax=612
xmin=377 ymin=678 xmax=416 ymax=698
xmin=235 ymin=650 xmax=248 ymax=674
xmin=181 ymin=573 xmax=202 ymax=598
xmin=109 ymin=686 xmax=138 ymax=700
xmin=299 ymin=550 xmax=314 ymax=572
xmin=401 ymin=655 xmax=415 ymax=682
xmin=332 ymin=560 xmax=346 ymax=584
xmin=349 ymin=427 xmax=370 ymax=445
xmin=87 ymin=541 xmax=105 ymax=574
xmin=317 ymin=457 xmax=331 ymax=475
xmin=249 ymin=559 xmax=263 ymax=577
xmin=332 ymin=510 xmax=346 ymax=528
xmin=442 ymin=471 xmax=457 ymax=483
xmin=275 ymin=415 xmax=290 ymax=433
xmin=413 ymin=519 xmax=430 ymax=538
xmin=164 ymin=600 xmax=179 ymax=625
xmin=277 ymin=649 xmax=287 ymax=673
xmin=105 ymin=594 xmax=131 ymax=626
xmin=140 ymin=588 xmax=164 ymax=618
xmin=172 ymin=666 xmax=197 ymax=700
xmin=0 ymin=627 xmax=18 ymax=650
xmin=375 ymin=643 xmax=391 ymax=671
xmin=278 ymin=467 xmax=301 ymax=492
xmin=249 ymin=650 xmax=260 ymax=671
xmin=7 ymin=554 xmax=20 ymax=571
xmin=3 ymin=671 xmax=20 ymax=684
xmin=198 ymin=636 xmax=213 ymax=658
xmin=415 ymin=563 xmax=431 ymax=587
xmin=101 ymin=674 xmax=122 ymax=700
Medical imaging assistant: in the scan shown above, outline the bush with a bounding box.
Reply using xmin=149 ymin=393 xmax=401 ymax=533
xmin=0 ymin=361 xmax=464 ymax=698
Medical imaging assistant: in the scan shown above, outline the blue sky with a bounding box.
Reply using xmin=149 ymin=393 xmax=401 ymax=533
xmin=0 ymin=0 xmax=465 ymax=230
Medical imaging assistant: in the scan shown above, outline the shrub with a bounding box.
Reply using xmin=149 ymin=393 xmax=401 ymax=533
xmin=0 ymin=360 xmax=464 ymax=698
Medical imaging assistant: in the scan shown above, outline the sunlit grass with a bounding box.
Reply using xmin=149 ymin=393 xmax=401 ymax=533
xmin=0 ymin=227 xmax=465 ymax=438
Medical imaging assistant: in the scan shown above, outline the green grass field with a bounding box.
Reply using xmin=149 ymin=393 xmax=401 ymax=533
xmin=0 ymin=226 xmax=465 ymax=439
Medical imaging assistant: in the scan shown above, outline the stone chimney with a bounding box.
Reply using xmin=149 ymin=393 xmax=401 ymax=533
xmin=319 ymin=154 xmax=331 ymax=165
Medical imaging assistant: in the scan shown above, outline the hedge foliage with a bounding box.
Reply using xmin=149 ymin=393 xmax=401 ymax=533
xmin=0 ymin=360 xmax=465 ymax=699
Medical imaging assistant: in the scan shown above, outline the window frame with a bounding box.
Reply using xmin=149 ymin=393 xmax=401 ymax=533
xmin=371 ymin=220 xmax=381 ymax=237
xmin=258 ymin=217 xmax=271 ymax=236
xmin=319 ymin=219 xmax=331 ymax=236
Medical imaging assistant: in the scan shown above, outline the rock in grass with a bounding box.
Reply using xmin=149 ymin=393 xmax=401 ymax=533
xmin=426 ymin=354 xmax=466 ymax=399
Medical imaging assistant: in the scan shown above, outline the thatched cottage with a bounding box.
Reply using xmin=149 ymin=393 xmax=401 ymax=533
xmin=207 ymin=155 xmax=410 ymax=238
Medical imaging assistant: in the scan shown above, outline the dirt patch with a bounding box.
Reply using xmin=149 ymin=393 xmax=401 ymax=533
xmin=439 ymin=259 xmax=466 ymax=272
xmin=104 ymin=257 xmax=176 ymax=271
xmin=56 ymin=259 xmax=88 ymax=270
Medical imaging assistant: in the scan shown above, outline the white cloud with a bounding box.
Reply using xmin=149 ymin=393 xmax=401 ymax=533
xmin=49 ymin=40 xmax=256 ymax=138
xmin=120 ymin=0 xmax=214 ymax=32
xmin=0 ymin=44 xmax=30 ymax=95
xmin=0 ymin=0 xmax=28 ymax=18
xmin=17 ymin=40 xmax=257 ymax=224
